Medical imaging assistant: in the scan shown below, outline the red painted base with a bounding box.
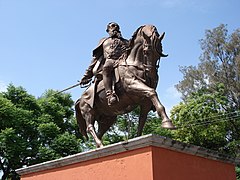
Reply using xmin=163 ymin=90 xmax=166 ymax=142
xmin=17 ymin=135 xmax=238 ymax=180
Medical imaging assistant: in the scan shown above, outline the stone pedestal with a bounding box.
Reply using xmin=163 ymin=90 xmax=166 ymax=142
xmin=16 ymin=134 xmax=239 ymax=180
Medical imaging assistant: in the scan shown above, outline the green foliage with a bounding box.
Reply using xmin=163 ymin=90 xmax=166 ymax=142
xmin=0 ymin=128 xmax=25 ymax=166
xmin=3 ymin=84 xmax=41 ymax=115
xmin=174 ymin=24 xmax=240 ymax=160
xmin=171 ymin=86 xmax=229 ymax=151
xmin=0 ymin=85 xmax=82 ymax=180
xmin=176 ymin=24 xmax=240 ymax=111
xmin=172 ymin=25 xmax=240 ymax=156
xmin=50 ymin=132 xmax=81 ymax=157
xmin=102 ymin=107 xmax=142 ymax=145
xmin=143 ymin=116 xmax=173 ymax=138
xmin=38 ymin=122 xmax=61 ymax=143
xmin=171 ymin=85 xmax=240 ymax=177
xmin=37 ymin=146 xmax=60 ymax=162
xmin=102 ymin=107 xmax=172 ymax=145
xmin=37 ymin=90 xmax=75 ymax=131
xmin=236 ymin=166 xmax=240 ymax=180
xmin=102 ymin=128 xmax=125 ymax=146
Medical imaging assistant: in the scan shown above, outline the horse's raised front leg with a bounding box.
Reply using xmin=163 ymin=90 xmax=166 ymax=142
xmin=150 ymin=93 xmax=176 ymax=129
xmin=80 ymin=100 xmax=103 ymax=148
xmin=127 ymin=80 xmax=176 ymax=129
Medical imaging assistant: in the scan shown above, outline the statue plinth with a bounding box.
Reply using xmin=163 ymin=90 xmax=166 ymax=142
xmin=16 ymin=134 xmax=239 ymax=180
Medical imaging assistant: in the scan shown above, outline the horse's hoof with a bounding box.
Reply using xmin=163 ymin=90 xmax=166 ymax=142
xmin=96 ymin=142 xmax=104 ymax=148
xmin=97 ymin=144 xmax=104 ymax=148
xmin=161 ymin=119 xmax=177 ymax=130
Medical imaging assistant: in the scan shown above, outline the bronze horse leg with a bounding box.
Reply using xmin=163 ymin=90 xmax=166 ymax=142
xmin=78 ymin=99 xmax=104 ymax=148
xmin=96 ymin=115 xmax=117 ymax=141
xmin=126 ymin=79 xmax=175 ymax=129
xmin=137 ymin=100 xmax=152 ymax=136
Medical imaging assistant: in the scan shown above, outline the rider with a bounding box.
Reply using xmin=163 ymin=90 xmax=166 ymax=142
xmin=80 ymin=22 xmax=129 ymax=106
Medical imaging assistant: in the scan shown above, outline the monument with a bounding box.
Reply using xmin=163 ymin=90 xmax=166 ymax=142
xmin=75 ymin=22 xmax=175 ymax=148
xmin=16 ymin=135 xmax=239 ymax=180
xmin=16 ymin=23 xmax=239 ymax=180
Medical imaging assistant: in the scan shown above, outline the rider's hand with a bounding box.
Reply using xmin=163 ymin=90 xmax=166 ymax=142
xmin=80 ymin=77 xmax=92 ymax=86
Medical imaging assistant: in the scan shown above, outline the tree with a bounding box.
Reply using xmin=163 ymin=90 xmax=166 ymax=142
xmin=174 ymin=24 xmax=240 ymax=177
xmin=0 ymin=85 xmax=82 ymax=179
xmin=171 ymin=85 xmax=240 ymax=178
xmin=176 ymin=24 xmax=240 ymax=111
xmin=171 ymin=85 xmax=230 ymax=150
xmin=0 ymin=85 xmax=41 ymax=179
xmin=174 ymin=24 xmax=240 ymax=155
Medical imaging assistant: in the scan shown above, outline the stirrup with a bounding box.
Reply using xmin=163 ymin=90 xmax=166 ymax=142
xmin=106 ymin=91 xmax=119 ymax=106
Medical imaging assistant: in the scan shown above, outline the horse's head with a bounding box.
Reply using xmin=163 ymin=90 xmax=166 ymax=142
xmin=141 ymin=25 xmax=168 ymax=57
xmin=129 ymin=25 xmax=168 ymax=67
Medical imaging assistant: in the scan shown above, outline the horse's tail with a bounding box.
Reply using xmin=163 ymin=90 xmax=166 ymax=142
xmin=75 ymin=98 xmax=88 ymax=140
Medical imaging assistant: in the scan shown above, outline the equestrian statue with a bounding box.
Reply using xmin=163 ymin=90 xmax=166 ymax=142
xmin=75 ymin=22 xmax=176 ymax=148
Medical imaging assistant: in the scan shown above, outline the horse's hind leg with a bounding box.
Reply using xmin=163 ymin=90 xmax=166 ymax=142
xmin=97 ymin=115 xmax=117 ymax=141
xmin=80 ymin=101 xmax=103 ymax=148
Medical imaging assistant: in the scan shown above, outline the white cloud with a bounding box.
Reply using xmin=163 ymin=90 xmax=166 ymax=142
xmin=0 ymin=81 xmax=7 ymax=92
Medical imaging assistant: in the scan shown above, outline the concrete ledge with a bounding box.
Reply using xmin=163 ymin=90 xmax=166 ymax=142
xmin=16 ymin=134 xmax=240 ymax=176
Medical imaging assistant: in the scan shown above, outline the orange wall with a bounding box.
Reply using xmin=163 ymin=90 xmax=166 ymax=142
xmin=21 ymin=146 xmax=236 ymax=180
xmin=21 ymin=147 xmax=153 ymax=180
xmin=152 ymin=146 xmax=236 ymax=180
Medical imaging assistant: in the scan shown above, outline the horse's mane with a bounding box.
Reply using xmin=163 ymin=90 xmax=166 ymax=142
xmin=129 ymin=25 xmax=144 ymax=48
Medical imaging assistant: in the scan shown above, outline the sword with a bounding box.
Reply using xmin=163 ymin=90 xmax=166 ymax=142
xmin=53 ymin=81 xmax=91 ymax=95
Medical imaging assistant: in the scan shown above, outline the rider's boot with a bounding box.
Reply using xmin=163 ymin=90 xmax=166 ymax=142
xmin=106 ymin=90 xmax=118 ymax=106
xmin=103 ymin=65 xmax=118 ymax=106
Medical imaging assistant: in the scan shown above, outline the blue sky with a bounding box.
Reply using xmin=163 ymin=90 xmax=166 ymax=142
xmin=0 ymin=0 xmax=240 ymax=114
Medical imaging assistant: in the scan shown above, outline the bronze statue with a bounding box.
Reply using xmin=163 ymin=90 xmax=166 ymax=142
xmin=80 ymin=22 xmax=129 ymax=106
xmin=76 ymin=23 xmax=175 ymax=147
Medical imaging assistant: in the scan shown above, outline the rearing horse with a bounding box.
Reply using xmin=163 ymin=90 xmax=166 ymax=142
xmin=75 ymin=25 xmax=175 ymax=148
